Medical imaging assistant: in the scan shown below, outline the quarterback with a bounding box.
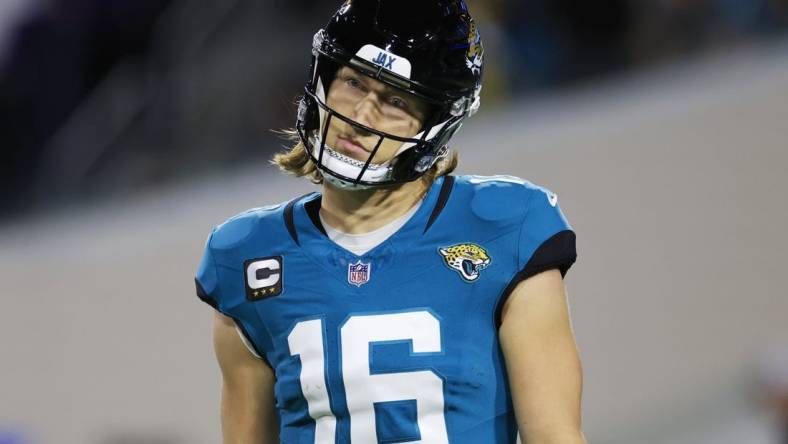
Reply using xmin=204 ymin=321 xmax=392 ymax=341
xmin=195 ymin=0 xmax=586 ymax=443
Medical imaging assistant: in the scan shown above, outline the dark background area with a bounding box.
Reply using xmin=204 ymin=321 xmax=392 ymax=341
xmin=1 ymin=0 xmax=786 ymax=218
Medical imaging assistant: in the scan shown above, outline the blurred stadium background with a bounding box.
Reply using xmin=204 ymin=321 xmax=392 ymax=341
xmin=1 ymin=0 xmax=788 ymax=443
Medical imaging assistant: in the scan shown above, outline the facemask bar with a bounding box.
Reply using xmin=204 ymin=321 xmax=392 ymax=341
xmin=299 ymin=110 xmax=389 ymax=185
xmin=301 ymin=84 xmax=449 ymax=186
xmin=308 ymin=81 xmax=443 ymax=145
xmin=356 ymin=134 xmax=386 ymax=185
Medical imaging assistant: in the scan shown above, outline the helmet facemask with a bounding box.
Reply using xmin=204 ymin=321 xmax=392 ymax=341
xmin=298 ymin=74 xmax=450 ymax=188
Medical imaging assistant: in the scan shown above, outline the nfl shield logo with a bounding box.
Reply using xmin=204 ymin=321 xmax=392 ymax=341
xmin=347 ymin=260 xmax=371 ymax=287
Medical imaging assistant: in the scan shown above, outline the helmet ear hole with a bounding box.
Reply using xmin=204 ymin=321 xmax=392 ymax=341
xmin=299 ymin=96 xmax=320 ymax=135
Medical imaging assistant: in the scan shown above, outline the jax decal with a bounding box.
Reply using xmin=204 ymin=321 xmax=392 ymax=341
xmin=355 ymin=44 xmax=413 ymax=78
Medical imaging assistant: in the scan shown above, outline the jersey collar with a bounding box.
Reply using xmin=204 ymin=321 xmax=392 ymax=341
xmin=286 ymin=175 xmax=454 ymax=258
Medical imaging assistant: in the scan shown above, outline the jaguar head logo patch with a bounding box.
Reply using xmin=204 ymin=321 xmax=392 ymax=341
xmin=439 ymin=243 xmax=491 ymax=282
xmin=465 ymin=20 xmax=483 ymax=75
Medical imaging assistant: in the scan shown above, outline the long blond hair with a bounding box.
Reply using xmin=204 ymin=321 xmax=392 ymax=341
xmin=271 ymin=129 xmax=458 ymax=186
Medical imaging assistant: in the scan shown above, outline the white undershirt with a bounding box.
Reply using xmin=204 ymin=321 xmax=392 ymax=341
xmin=319 ymin=199 xmax=423 ymax=256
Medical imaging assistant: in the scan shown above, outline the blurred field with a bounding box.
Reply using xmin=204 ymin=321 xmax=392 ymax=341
xmin=1 ymin=39 xmax=787 ymax=444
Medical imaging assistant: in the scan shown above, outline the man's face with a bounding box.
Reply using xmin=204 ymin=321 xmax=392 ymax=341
xmin=323 ymin=66 xmax=429 ymax=164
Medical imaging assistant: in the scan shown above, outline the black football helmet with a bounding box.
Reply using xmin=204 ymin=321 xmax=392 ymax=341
xmin=296 ymin=0 xmax=484 ymax=188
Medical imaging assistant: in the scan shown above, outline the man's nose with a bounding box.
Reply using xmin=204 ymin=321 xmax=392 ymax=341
xmin=351 ymin=93 xmax=381 ymax=137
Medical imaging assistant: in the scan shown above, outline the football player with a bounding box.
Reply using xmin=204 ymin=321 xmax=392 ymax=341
xmin=195 ymin=0 xmax=586 ymax=443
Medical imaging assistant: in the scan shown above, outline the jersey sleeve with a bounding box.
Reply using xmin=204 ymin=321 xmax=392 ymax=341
xmin=517 ymin=186 xmax=577 ymax=280
xmin=195 ymin=228 xmax=222 ymax=311
xmin=194 ymin=224 xmax=273 ymax=365
xmin=495 ymin=185 xmax=577 ymax=326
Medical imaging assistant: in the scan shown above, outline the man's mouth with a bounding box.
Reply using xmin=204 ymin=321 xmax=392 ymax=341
xmin=336 ymin=136 xmax=370 ymax=156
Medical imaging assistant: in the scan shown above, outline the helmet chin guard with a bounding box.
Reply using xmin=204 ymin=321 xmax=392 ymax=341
xmin=296 ymin=0 xmax=484 ymax=188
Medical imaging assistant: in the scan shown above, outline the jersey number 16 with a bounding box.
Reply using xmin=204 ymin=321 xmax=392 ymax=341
xmin=287 ymin=310 xmax=449 ymax=443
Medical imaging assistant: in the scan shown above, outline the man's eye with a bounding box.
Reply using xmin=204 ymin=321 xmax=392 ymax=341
xmin=345 ymin=78 xmax=361 ymax=88
xmin=389 ymin=97 xmax=408 ymax=109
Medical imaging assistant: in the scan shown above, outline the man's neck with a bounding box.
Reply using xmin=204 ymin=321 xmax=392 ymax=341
xmin=319 ymin=178 xmax=430 ymax=235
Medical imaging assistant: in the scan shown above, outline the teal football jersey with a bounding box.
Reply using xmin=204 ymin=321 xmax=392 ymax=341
xmin=195 ymin=175 xmax=576 ymax=443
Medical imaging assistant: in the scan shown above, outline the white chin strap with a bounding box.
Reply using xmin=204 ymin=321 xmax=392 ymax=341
xmin=311 ymin=78 xmax=454 ymax=189
xmin=309 ymin=133 xmax=393 ymax=189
